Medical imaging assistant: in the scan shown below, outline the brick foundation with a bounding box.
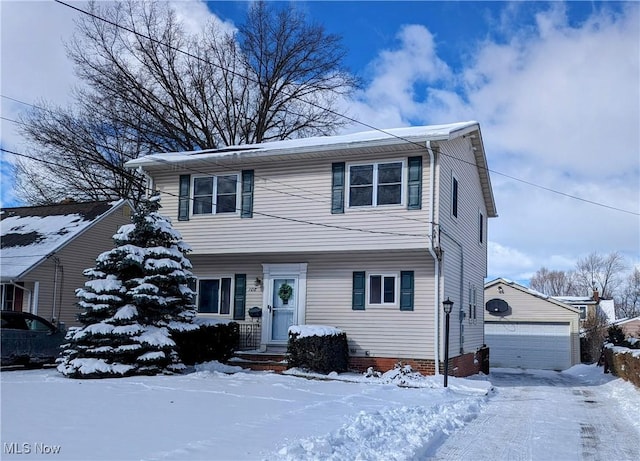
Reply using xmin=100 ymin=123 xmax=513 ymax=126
xmin=349 ymin=347 xmax=490 ymax=377
xmin=349 ymin=356 xmax=438 ymax=375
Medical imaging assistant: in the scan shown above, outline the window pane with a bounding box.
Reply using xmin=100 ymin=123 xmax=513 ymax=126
xmin=198 ymin=280 xmax=219 ymax=313
xmin=378 ymin=163 xmax=402 ymax=183
xmin=350 ymin=165 xmax=373 ymax=185
xmin=350 ymin=186 xmax=373 ymax=206
xmin=220 ymin=278 xmax=232 ymax=315
xmin=216 ymin=195 xmax=237 ymax=213
xmin=383 ymin=276 xmax=395 ymax=303
xmin=194 ymin=177 xmax=213 ymax=196
xmin=217 ymin=175 xmax=237 ymax=194
xmin=193 ymin=196 xmax=213 ymax=215
xmin=216 ymin=175 xmax=237 ymax=214
xmin=377 ymin=184 xmax=402 ymax=205
xmin=369 ymin=275 xmax=382 ymax=304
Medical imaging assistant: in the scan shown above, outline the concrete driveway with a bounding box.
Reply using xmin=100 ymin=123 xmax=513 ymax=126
xmin=430 ymin=369 xmax=640 ymax=460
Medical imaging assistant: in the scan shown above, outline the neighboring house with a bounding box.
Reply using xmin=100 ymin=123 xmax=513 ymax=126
xmin=0 ymin=200 xmax=134 ymax=327
xmin=484 ymin=278 xmax=581 ymax=371
xmin=552 ymin=290 xmax=616 ymax=325
xmin=613 ymin=316 xmax=640 ymax=338
xmin=126 ymin=121 xmax=497 ymax=376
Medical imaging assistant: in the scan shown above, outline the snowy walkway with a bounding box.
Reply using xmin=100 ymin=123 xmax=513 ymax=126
xmin=430 ymin=368 xmax=640 ymax=460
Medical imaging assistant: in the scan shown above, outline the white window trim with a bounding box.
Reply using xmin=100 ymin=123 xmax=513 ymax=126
xmin=191 ymin=173 xmax=241 ymax=217
xmin=195 ymin=275 xmax=235 ymax=317
xmin=346 ymin=160 xmax=406 ymax=208
xmin=451 ymin=172 xmax=459 ymax=220
xmin=478 ymin=208 xmax=485 ymax=245
xmin=366 ymin=272 xmax=400 ymax=308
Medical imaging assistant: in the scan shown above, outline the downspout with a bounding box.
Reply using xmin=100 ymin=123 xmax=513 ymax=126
xmin=52 ymin=256 xmax=60 ymax=323
xmin=426 ymin=140 xmax=440 ymax=375
xmin=137 ymin=166 xmax=154 ymax=199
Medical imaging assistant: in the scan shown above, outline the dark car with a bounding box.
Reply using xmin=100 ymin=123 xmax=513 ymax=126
xmin=1 ymin=311 xmax=66 ymax=367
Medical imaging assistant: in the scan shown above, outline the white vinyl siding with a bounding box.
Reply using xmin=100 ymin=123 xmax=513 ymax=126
xmin=151 ymin=146 xmax=431 ymax=255
xmin=188 ymin=251 xmax=437 ymax=360
xmin=437 ymin=137 xmax=490 ymax=356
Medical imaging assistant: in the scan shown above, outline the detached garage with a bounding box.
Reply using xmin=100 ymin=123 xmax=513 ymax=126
xmin=484 ymin=279 xmax=581 ymax=371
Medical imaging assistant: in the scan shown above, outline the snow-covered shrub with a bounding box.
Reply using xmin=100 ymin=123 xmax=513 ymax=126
xmin=172 ymin=321 xmax=239 ymax=365
xmin=58 ymin=195 xmax=197 ymax=378
xmin=287 ymin=325 xmax=348 ymax=374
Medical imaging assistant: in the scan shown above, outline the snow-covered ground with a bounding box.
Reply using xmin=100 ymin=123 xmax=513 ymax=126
xmin=1 ymin=363 xmax=638 ymax=460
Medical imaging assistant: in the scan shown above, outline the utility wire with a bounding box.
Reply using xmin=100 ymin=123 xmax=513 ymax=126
xmin=10 ymin=2 xmax=639 ymax=217
xmin=0 ymin=146 xmax=432 ymax=239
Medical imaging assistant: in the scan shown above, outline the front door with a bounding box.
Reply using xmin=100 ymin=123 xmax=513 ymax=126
xmin=262 ymin=263 xmax=307 ymax=346
xmin=270 ymin=277 xmax=298 ymax=342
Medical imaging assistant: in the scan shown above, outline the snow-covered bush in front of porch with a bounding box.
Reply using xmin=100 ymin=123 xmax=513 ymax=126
xmin=57 ymin=194 xmax=197 ymax=378
xmin=287 ymin=325 xmax=348 ymax=374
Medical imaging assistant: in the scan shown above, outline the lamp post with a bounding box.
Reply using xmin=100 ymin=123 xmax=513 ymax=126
xmin=442 ymin=297 xmax=453 ymax=388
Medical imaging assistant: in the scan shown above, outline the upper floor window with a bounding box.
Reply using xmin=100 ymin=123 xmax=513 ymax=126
xmin=193 ymin=174 xmax=239 ymax=215
xmin=479 ymin=211 xmax=484 ymax=244
xmin=348 ymin=161 xmax=403 ymax=207
xmin=451 ymin=174 xmax=459 ymax=218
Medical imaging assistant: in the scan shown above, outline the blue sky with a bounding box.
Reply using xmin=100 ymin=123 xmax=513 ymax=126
xmin=1 ymin=1 xmax=638 ymax=283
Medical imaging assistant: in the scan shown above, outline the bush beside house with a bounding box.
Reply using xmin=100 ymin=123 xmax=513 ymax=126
xmin=287 ymin=325 xmax=349 ymax=373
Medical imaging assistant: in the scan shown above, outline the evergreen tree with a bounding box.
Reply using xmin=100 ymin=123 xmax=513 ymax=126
xmin=58 ymin=195 xmax=197 ymax=378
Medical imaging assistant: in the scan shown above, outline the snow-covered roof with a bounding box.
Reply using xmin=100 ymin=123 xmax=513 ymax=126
xmin=552 ymin=296 xmax=595 ymax=304
xmin=1 ymin=200 xmax=127 ymax=281
xmin=125 ymin=121 xmax=497 ymax=217
xmin=126 ymin=121 xmax=480 ymax=168
xmin=484 ymin=278 xmax=581 ymax=313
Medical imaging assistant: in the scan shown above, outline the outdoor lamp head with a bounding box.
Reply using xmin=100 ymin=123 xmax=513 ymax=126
xmin=443 ymin=297 xmax=454 ymax=314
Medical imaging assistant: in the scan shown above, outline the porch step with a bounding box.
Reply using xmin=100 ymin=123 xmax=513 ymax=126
xmin=230 ymin=351 xmax=288 ymax=373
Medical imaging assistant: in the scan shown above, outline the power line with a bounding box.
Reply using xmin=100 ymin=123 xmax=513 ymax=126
xmin=11 ymin=2 xmax=639 ymax=217
xmin=0 ymin=146 xmax=432 ymax=239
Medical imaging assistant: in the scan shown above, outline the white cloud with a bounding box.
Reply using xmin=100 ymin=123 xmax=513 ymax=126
xmin=349 ymin=3 xmax=639 ymax=282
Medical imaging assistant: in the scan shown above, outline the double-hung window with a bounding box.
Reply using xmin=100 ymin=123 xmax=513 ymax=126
xmin=197 ymin=278 xmax=232 ymax=314
xmin=368 ymin=274 xmax=397 ymax=306
xmin=193 ymin=174 xmax=239 ymax=215
xmin=348 ymin=161 xmax=403 ymax=207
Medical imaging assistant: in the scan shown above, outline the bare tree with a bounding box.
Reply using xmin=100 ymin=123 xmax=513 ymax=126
xmin=616 ymin=266 xmax=640 ymax=319
xmin=574 ymin=251 xmax=627 ymax=299
xmin=529 ymin=267 xmax=578 ymax=296
xmin=16 ymin=0 xmax=356 ymax=205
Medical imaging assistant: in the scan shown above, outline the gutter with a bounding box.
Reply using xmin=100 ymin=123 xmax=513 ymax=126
xmin=427 ymin=140 xmax=441 ymax=375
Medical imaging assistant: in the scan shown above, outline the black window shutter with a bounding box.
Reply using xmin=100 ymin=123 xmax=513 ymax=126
xmin=399 ymin=271 xmax=414 ymax=311
xmin=233 ymin=274 xmax=247 ymax=320
xmin=178 ymin=174 xmax=191 ymax=221
xmin=352 ymin=271 xmax=366 ymax=310
xmin=407 ymin=156 xmax=422 ymax=210
xmin=241 ymin=170 xmax=254 ymax=218
xmin=331 ymin=162 xmax=345 ymax=214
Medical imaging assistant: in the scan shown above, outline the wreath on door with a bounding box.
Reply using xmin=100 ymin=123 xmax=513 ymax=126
xmin=278 ymin=283 xmax=293 ymax=304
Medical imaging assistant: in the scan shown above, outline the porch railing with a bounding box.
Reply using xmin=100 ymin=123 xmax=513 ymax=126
xmin=237 ymin=322 xmax=261 ymax=351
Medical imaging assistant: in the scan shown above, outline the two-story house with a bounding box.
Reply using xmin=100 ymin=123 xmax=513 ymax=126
xmin=126 ymin=121 xmax=497 ymax=376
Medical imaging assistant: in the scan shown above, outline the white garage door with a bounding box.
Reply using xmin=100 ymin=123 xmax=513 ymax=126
xmin=485 ymin=322 xmax=571 ymax=370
